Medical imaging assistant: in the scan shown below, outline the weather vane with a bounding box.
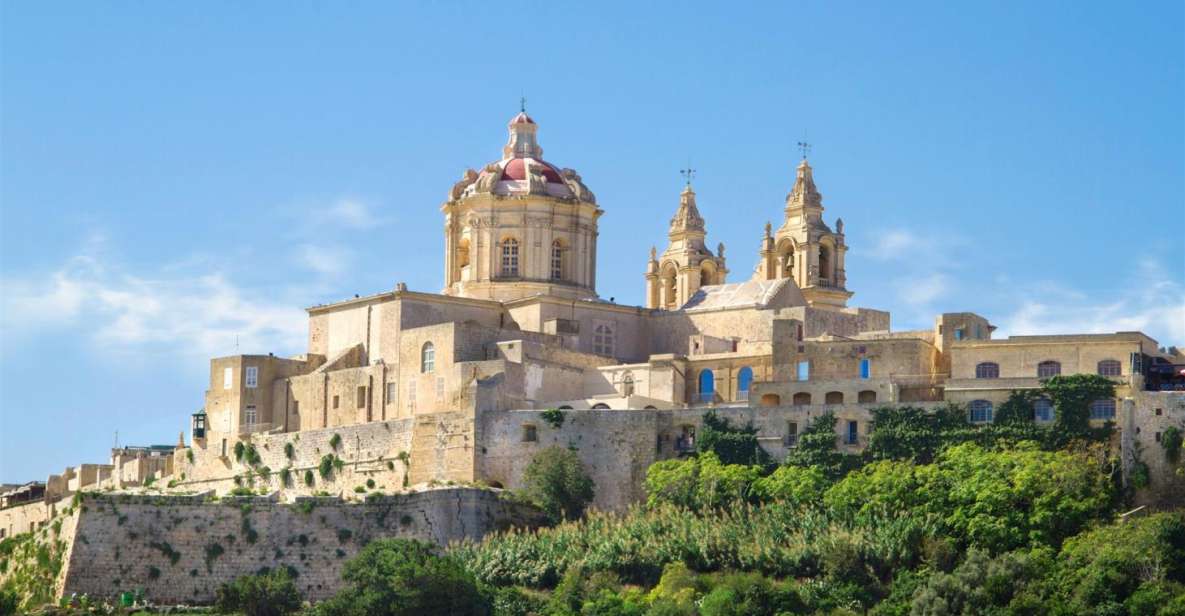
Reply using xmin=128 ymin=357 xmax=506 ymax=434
xmin=797 ymin=139 xmax=811 ymax=160
xmin=680 ymin=165 xmax=696 ymax=186
xmin=520 ymin=95 xmax=527 ymax=113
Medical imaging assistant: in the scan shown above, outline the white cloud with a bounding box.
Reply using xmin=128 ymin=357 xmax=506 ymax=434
xmin=898 ymin=272 xmax=950 ymax=306
xmin=316 ymin=199 xmax=391 ymax=230
xmin=994 ymin=259 xmax=1185 ymax=346
xmin=296 ymin=243 xmax=351 ymax=276
xmin=1 ymin=253 xmax=307 ymax=359
xmin=867 ymin=229 xmax=917 ymax=261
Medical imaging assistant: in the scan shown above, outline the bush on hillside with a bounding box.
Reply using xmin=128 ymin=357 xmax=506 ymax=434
xmin=214 ymin=568 xmax=301 ymax=616
xmin=522 ymin=446 xmax=595 ymax=523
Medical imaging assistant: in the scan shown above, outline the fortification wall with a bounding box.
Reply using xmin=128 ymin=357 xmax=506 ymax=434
xmin=58 ymin=489 xmax=542 ymax=604
xmin=1127 ymin=391 xmax=1185 ymax=508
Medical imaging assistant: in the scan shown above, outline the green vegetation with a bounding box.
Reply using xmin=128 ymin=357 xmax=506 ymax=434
xmin=1165 ymin=426 xmax=1183 ymax=463
xmin=310 ymin=538 xmax=490 ymax=616
xmin=304 ymin=469 xmax=315 ymax=487
xmin=330 ymin=433 xmax=342 ymax=450
xmin=284 ymin=442 xmax=296 ymax=460
xmin=319 ymin=454 xmax=336 ymax=479
xmin=696 ymin=411 xmax=772 ymax=466
xmin=521 ymin=446 xmax=596 ymax=523
xmin=542 ymin=408 xmax=566 ymax=429
xmin=215 ymin=568 xmax=302 ymax=616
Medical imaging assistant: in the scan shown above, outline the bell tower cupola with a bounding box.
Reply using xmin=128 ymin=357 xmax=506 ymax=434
xmin=646 ymin=171 xmax=728 ymax=310
xmin=754 ymin=149 xmax=853 ymax=309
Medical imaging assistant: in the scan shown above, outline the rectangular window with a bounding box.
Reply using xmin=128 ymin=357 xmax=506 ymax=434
xmin=797 ymin=361 xmax=810 ymax=381
xmin=223 ymin=367 xmax=233 ymax=390
xmin=785 ymin=422 xmax=798 ymax=447
xmin=386 ymin=382 xmax=397 ymax=404
xmin=292 ymin=400 xmax=299 ymax=416
xmin=846 ymin=420 xmax=858 ymax=445
xmin=593 ymin=322 xmax=615 ymax=356
xmin=859 ymin=358 xmax=871 ymax=379
xmin=244 ymin=405 xmax=257 ymax=426
xmin=332 ymin=395 xmax=340 ymax=409
xmin=245 ymin=366 xmax=258 ymax=388
xmin=357 ymin=386 xmax=367 ymax=409
xmin=954 ymin=328 xmax=965 ymax=341
xmin=522 ymin=425 xmax=537 ymax=442
xmin=221 ymin=439 xmax=227 ymax=458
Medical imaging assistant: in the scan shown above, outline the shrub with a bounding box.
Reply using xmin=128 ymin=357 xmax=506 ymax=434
xmin=522 ymin=446 xmax=595 ymax=523
xmin=319 ymin=455 xmax=335 ymax=479
xmin=186 ymin=449 xmax=195 ymax=464
xmin=1163 ymin=426 xmax=1183 ymax=463
xmin=284 ymin=442 xmax=295 ymax=460
xmin=234 ymin=441 xmax=246 ymax=461
xmin=697 ymin=411 xmax=772 ymax=466
xmin=215 ymin=568 xmax=302 ymax=616
xmin=310 ymin=538 xmax=490 ymax=616
xmin=0 ymin=588 xmax=18 ymax=616
xmin=279 ymin=467 xmax=292 ymax=486
xmin=304 ymin=469 xmax=315 ymax=487
xmin=330 ymin=433 xmax=342 ymax=450
xmin=541 ymin=408 xmax=565 ymax=429
xmin=367 ymin=478 xmax=376 ymax=489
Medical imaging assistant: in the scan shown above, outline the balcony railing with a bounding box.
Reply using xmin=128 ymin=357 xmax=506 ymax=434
xmin=695 ymin=392 xmax=717 ymax=404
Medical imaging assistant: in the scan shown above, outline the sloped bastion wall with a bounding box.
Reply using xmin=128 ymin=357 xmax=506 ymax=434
xmin=8 ymin=488 xmax=543 ymax=606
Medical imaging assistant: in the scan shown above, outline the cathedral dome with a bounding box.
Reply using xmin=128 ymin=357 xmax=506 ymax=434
xmin=447 ymin=111 xmax=597 ymax=204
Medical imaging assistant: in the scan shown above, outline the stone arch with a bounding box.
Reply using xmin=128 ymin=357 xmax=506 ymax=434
xmin=857 ymin=390 xmax=877 ymax=404
xmin=824 ymin=391 xmax=844 ymax=405
xmin=698 ymin=369 xmax=715 ymax=403
xmin=699 ymin=259 xmax=718 ymax=286
xmin=660 ymin=261 xmax=678 ymax=309
xmin=736 ymin=366 xmax=754 ymax=399
xmin=818 ymin=239 xmax=834 ymax=283
xmin=592 ymin=403 xmax=611 ymax=410
xmin=420 ymin=342 xmax=435 ymax=373
xmin=760 ymin=393 xmax=781 ymax=407
xmin=792 ymin=392 xmax=812 ymax=406
xmin=776 ymin=239 xmax=795 ymax=280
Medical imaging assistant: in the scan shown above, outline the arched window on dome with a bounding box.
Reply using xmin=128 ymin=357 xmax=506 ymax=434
xmin=551 ymin=240 xmax=564 ymax=281
xmin=500 ymin=238 xmax=520 ymax=277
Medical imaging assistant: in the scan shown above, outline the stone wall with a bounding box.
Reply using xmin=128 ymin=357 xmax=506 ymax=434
xmin=52 ymin=489 xmax=542 ymax=604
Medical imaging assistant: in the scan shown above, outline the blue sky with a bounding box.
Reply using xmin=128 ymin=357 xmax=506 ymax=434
xmin=1 ymin=2 xmax=1182 ymax=483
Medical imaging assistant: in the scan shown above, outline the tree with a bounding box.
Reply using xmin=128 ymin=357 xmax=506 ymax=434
xmin=784 ymin=411 xmax=862 ymax=480
xmin=1044 ymin=373 xmax=1116 ymax=445
xmin=696 ymin=411 xmax=772 ymax=466
xmin=313 ymin=539 xmax=490 ymax=616
xmin=523 ymin=446 xmax=596 ymax=522
xmin=215 ymin=568 xmax=302 ymax=616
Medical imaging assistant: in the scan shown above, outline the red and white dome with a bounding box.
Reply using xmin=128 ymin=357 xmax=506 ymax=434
xmin=448 ymin=111 xmax=596 ymax=203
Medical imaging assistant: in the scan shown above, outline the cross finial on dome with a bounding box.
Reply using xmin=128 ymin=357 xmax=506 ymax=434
xmin=520 ymin=95 xmax=526 ymax=113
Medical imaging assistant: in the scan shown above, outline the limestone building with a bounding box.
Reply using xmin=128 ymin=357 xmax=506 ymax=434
xmin=4 ymin=109 xmax=1183 ymax=523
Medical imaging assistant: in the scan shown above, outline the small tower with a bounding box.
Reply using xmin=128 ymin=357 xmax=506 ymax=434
xmin=646 ymin=173 xmax=728 ymax=309
xmin=754 ymin=150 xmax=852 ymax=308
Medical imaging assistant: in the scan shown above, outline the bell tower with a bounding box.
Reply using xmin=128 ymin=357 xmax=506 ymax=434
xmin=755 ymin=150 xmax=852 ymax=308
xmin=645 ymin=172 xmax=728 ymax=309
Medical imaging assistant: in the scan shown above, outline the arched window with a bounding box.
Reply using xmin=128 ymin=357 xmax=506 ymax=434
xmin=1097 ymin=359 xmax=1121 ymax=377
xmin=698 ymin=370 xmax=715 ymax=403
xmin=969 ymin=400 xmax=993 ymax=423
xmin=660 ymin=264 xmax=678 ymax=309
xmin=592 ymin=403 xmax=611 ymax=410
xmin=500 ymin=238 xmax=520 ymax=277
xmin=975 ymin=362 xmax=1000 ymax=379
xmin=1037 ymin=361 xmax=1061 ymax=378
xmin=420 ymin=342 xmax=435 ymax=373
xmin=857 ymin=390 xmax=877 ymax=404
xmin=825 ymin=391 xmax=844 ymax=405
xmin=1033 ymin=398 xmax=1053 ymax=422
xmin=736 ymin=367 xmax=754 ymax=400
xmin=760 ymin=394 xmax=781 ymax=407
xmin=1089 ymin=399 xmax=1116 ymax=420
xmin=777 ymin=243 xmax=794 ymax=279
xmin=818 ymin=245 xmax=832 ymax=282
xmin=700 ymin=261 xmax=716 ymax=286
xmin=792 ymin=392 xmax=812 ymax=406
xmin=593 ymin=323 xmax=614 ymax=356
xmin=550 ymin=240 xmax=564 ymax=280
xmin=621 ymin=373 xmax=635 ymax=397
